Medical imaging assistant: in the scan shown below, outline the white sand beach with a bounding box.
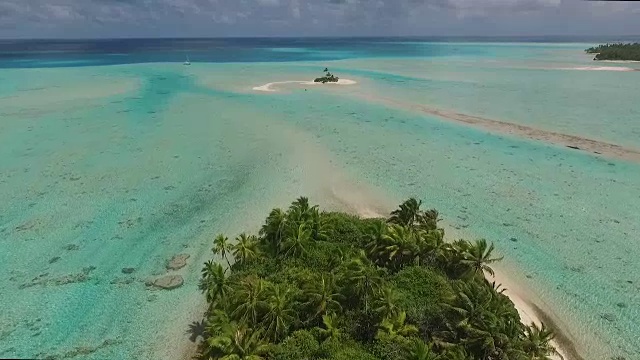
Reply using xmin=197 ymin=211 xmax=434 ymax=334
xmin=558 ymin=66 xmax=635 ymax=71
xmin=601 ymin=60 xmax=640 ymax=64
xmin=252 ymin=78 xmax=357 ymax=92
xmin=491 ymin=269 xmax=576 ymax=360
xmin=437 ymin=224 xmax=580 ymax=360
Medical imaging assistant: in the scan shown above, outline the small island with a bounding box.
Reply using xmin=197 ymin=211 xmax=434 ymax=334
xmin=195 ymin=197 xmax=558 ymax=360
xmin=586 ymin=43 xmax=640 ymax=61
xmin=314 ymin=68 xmax=340 ymax=83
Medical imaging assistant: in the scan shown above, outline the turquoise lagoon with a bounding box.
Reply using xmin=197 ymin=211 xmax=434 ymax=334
xmin=1 ymin=39 xmax=639 ymax=359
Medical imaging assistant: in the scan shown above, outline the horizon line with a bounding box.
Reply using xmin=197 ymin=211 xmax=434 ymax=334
xmin=1 ymin=34 xmax=640 ymax=42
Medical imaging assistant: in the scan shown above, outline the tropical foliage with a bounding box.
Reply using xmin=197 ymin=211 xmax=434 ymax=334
xmin=198 ymin=197 xmax=557 ymax=359
xmin=314 ymin=68 xmax=340 ymax=83
xmin=585 ymin=43 xmax=640 ymax=61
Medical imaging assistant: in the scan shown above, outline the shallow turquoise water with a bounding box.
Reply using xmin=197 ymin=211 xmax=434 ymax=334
xmin=1 ymin=42 xmax=640 ymax=359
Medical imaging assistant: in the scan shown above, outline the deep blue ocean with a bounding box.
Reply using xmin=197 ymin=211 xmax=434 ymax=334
xmin=2 ymin=36 xmax=639 ymax=68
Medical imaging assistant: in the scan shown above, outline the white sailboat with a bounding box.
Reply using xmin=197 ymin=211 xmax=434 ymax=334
xmin=184 ymin=55 xmax=191 ymax=66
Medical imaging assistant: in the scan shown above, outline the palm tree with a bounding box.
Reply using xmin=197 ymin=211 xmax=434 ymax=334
xmin=373 ymin=286 xmax=400 ymax=319
xmin=438 ymin=281 xmax=504 ymax=358
xmin=344 ymin=254 xmax=384 ymax=313
xmin=203 ymin=310 xmax=235 ymax=358
xmin=288 ymin=196 xmax=314 ymax=225
xmin=308 ymin=206 xmax=330 ymax=241
xmin=523 ymin=323 xmax=557 ymax=359
xmin=442 ymin=281 xmax=493 ymax=331
xmin=213 ymin=234 xmax=233 ymax=269
xmin=389 ymin=198 xmax=423 ymax=227
xmin=379 ymin=224 xmax=418 ymax=268
xmin=326 ymin=247 xmax=346 ymax=270
xmin=417 ymin=208 xmax=440 ymax=231
xmin=388 ymin=198 xmax=442 ymax=233
xmin=414 ymin=227 xmax=446 ymax=266
xmin=204 ymin=310 xmax=267 ymax=359
xmin=263 ymin=284 xmax=297 ymax=342
xmin=219 ymin=326 xmax=269 ymax=360
xmin=364 ymin=219 xmax=388 ymax=259
xmin=489 ymin=281 xmax=507 ymax=294
xmin=304 ymin=275 xmax=343 ymax=319
xmin=201 ymin=259 xmax=217 ymax=281
xmin=318 ymin=312 xmax=342 ymax=342
xmin=376 ymin=311 xmax=418 ymax=340
xmin=460 ymin=239 xmax=503 ymax=277
xmin=200 ymin=261 xmax=231 ymax=305
xmin=439 ymin=347 xmax=469 ymax=360
xmin=259 ymin=208 xmax=287 ymax=255
xmin=231 ymin=277 xmax=268 ymax=326
xmin=406 ymin=339 xmax=437 ymax=360
xmin=292 ymin=196 xmax=311 ymax=212
xmin=436 ymin=240 xmax=470 ymax=278
xmin=283 ymin=222 xmax=312 ymax=258
xmin=364 ymin=220 xmax=389 ymax=265
xmin=205 ymin=309 xmax=233 ymax=338
xmin=232 ymin=233 xmax=260 ymax=264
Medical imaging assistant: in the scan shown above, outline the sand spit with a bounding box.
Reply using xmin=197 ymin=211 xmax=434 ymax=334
xmin=556 ymin=66 xmax=636 ymax=71
xmin=600 ymin=60 xmax=640 ymax=64
xmin=252 ymin=78 xmax=357 ymax=92
xmin=364 ymin=95 xmax=640 ymax=163
xmin=252 ymin=80 xmax=309 ymax=92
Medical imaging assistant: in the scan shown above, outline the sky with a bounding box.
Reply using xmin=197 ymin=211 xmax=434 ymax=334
xmin=1 ymin=0 xmax=640 ymax=38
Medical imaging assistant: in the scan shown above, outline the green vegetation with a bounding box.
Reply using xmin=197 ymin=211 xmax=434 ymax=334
xmin=585 ymin=43 xmax=640 ymax=61
xmin=197 ymin=197 xmax=557 ymax=359
xmin=314 ymin=68 xmax=339 ymax=83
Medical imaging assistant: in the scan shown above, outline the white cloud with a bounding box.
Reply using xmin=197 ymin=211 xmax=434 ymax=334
xmin=257 ymin=0 xmax=281 ymax=6
xmin=0 ymin=0 xmax=639 ymax=37
xmin=42 ymin=4 xmax=81 ymax=20
xmin=290 ymin=0 xmax=301 ymax=19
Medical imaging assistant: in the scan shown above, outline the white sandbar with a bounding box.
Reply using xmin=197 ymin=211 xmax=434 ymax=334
xmin=252 ymin=78 xmax=357 ymax=92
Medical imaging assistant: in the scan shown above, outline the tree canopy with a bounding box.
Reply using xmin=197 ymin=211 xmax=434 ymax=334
xmin=315 ymin=68 xmax=340 ymax=83
xmin=197 ymin=197 xmax=558 ymax=360
xmin=585 ymin=43 xmax=640 ymax=61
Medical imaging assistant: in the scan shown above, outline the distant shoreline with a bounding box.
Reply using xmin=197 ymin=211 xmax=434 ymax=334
xmin=586 ymin=43 xmax=640 ymax=61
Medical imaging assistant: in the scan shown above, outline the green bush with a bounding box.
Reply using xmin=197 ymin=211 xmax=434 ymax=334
xmin=317 ymin=338 xmax=377 ymax=360
xmin=322 ymin=212 xmax=369 ymax=246
xmin=270 ymin=330 xmax=320 ymax=360
xmin=370 ymin=334 xmax=414 ymax=360
xmin=341 ymin=309 xmax=378 ymax=342
xmin=391 ymin=266 xmax=453 ymax=331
